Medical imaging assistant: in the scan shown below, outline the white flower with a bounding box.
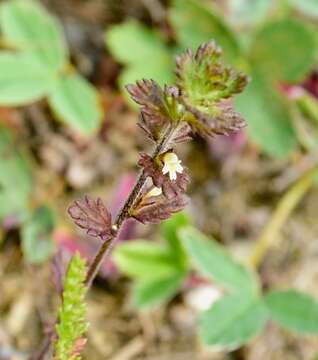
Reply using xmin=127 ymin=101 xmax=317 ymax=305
xmin=145 ymin=186 xmax=162 ymax=198
xmin=162 ymin=152 xmax=183 ymax=181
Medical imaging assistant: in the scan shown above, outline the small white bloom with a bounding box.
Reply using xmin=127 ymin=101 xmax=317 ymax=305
xmin=146 ymin=186 xmax=162 ymax=198
xmin=162 ymin=152 xmax=183 ymax=181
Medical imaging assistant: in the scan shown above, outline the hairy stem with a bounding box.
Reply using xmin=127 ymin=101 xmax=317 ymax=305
xmin=84 ymin=171 xmax=147 ymax=286
xmin=34 ymin=124 xmax=179 ymax=359
xmin=85 ymin=124 xmax=176 ymax=286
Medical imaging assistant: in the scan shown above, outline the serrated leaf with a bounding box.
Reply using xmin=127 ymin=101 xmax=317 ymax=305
xmin=113 ymin=240 xmax=182 ymax=280
xmin=265 ymin=289 xmax=318 ymax=334
xmin=235 ymin=68 xmax=297 ymax=158
xmin=170 ymin=0 xmax=240 ymax=64
xmin=176 ymin=42 xmax=248 ymax=104
xmin=133 ymin=273 xmax=185 ymax=309
xmin=21 ymin=205 xmax=55 ymax=264
xmin=289 ymin=0 xmax=318 ymax=18
xmin=48 ymin=72 xmax=102 ymax=134
xmin=175 ymin=42 xmax=248 ymax=138
xmin=0 ymin=52 xmax=53 ymax=105
xmin=179 ymin=227 xmax=258 ymax=296
xmin=0 ymin=126 xmax=32 ymax=219
xmin=68 ymin=196 xmax=112 ymax=241
xmin=249 ymin=19 xmax=316 ymax=83
xmin=105 ymin=20 xmax=174 ymax=88
xmin=0 ymin=0 xmax=67 ymax=72
xmin=200 ymin=294 xmax=268 ymax=349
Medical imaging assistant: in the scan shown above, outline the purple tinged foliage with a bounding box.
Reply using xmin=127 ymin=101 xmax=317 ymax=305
xmin=68 ymin=196 xmax=113 ymax=241
xmin=138 ymin=152 xmax=189 ymax=199
xmin=131 ymin=190 xmax=189 ymax=224
xmin=176 ymin=41 xmax=248 ymax=138
xmin=68 ymin=41 xmax=248 ymax=236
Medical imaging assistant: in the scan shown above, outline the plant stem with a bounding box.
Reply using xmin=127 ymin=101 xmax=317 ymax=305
xmin=84 ymin=171 xmax=147 ymax=286
xmin=85 ymin=124 xmax=176 ymax=286
xmin=248 ymin=165 xmax=318 ymax=269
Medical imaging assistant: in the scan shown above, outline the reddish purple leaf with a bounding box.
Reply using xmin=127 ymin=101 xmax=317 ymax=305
xmin=68 ymin=196 xmax=113 ymax=241
xmin=126 ymin=79 xmax=169 ymax=140
xmin=131 ymin=192 xmax=189 ymax=224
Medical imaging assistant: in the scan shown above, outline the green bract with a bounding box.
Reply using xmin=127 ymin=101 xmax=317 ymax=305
xmin=175 ymin=41 xmax=247 ymax=138
xmin=176 ymin=43 xmax=247 ymax=105
xmin=55 ymin=253 xmax=88 ymax=360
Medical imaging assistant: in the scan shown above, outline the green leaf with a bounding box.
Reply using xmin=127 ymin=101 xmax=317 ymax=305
xmin=105 ymin=20 xmax=174 ymax=88
xmin=106 ymin=20 xmax=168 ymax=67
xmin=113 ymin=240 xmax=181 ymax=280
xmin=133 ymin=273 xmax=185 ymax=309
xmin=0 ymin=126 xmax=32 ymax=219
xmin=21 ymin=205 xmax=55 ymax=264
xmin=179 ymin=227 xmax=258 ymax=296
xmin=48 ymin=72 xmax=102 ymax=134
xmin=161 ymin=212 xmax=190 ymax=257
xmin=249 ymin=19 xmax=317 ymax=83
xmin=265 ymin=289 xmax=318 ymax=334
xmin=200 ymin=294 xmax=268 ymax=349
xmin=235 ymin=68 xmax=297 ymax=158
xmin=0 ymin=0 xmax=67 ymax=72
xmin=289 ymin=0 xmax=318 ymax=18
xmin=0 ymin=52 xmax=53 ymax=105
xmin=55 ymin=252 xmax=88 ymax=360
xmin=170 ymin=0 xmax=240 ymax=64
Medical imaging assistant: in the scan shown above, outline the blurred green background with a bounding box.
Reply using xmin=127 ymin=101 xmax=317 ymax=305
xmin=1 ymin=0 xmax=318 ymax=359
